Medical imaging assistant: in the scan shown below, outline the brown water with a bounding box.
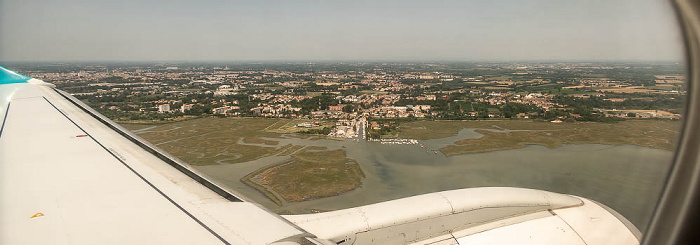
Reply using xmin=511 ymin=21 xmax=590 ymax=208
xmin=194 ymin=128 xmax=673 ymax=232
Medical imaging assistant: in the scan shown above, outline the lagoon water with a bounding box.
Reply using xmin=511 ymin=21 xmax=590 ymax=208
xmin=194 ymin=128 xmax=673 ymax=232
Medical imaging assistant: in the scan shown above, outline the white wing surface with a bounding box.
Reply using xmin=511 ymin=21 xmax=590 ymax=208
xmin=0 ymin=67 xmax=641 ymax=245
xmin=0 ymin=69 xmax=308 ymax=244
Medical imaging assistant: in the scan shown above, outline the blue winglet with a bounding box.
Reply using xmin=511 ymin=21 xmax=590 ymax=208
xmin=0 ymin=66 xmax=31 ymax=85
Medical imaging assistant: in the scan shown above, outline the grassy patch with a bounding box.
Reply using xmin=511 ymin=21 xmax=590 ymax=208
xmin=242 ymin=137 xmax=279 ymax=145
xmin=646 ymin=86 xmax=679 ymax=91
xmin=245 ymin=148 xmax=364 ymax=203
xmin=434 ymin=120 xmax=680 ymax=156
xmin=360 ymin=90 xmax=389 ymax=95
xmin=264 ymin=119 xmax=335 ymax=134
xmin=398 ymin=120 xmax=491 ymax=140
xmin=278 ymin=144 xmax=305 ymax=156
xmin=120 ymin=117 xmax=288 ymax=165
xmin=121 ymin=123 xmax=168 ymax=131
xmin=552 ymin=89 xmax=596 ymax=95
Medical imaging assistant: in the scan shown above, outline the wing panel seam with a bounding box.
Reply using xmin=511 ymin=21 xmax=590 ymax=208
xmin=0 ymin=102 xmax=10 ymax=139
xmin=555 ymin=214 xmax=589 ymax=245
xmin=52 ymin=88 xmax=243 ymax=202
xmin=41 ymin=96 xmax=232 ymax=245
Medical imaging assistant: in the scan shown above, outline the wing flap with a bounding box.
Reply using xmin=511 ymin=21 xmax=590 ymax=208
xmin=0 ymin=92 xmax=226 ymax=244
xmin=0 ymin=81 xmax=308 ymax=244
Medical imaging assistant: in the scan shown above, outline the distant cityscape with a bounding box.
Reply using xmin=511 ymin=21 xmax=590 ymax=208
xmin=10 ymin=62 xmax=685 ymax=139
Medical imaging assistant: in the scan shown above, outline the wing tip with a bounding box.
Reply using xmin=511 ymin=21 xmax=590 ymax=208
xmin=0 ymin=65 xmax=31 ymax=85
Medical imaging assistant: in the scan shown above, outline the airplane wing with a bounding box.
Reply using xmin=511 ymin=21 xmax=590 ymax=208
xmin=0 ymin=66 xmax=640 ymax=245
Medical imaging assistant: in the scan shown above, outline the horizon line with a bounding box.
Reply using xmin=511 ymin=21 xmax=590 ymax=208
xmin=0 ymin=59 xmax=685 ymax=64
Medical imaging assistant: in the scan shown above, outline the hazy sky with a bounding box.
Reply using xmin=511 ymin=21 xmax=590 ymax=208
xmin=0 ymin=0 xmax=686 ymax=62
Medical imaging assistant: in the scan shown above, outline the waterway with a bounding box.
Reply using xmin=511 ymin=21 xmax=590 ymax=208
xmin=194 ymin=128 xmax=673 ymax=232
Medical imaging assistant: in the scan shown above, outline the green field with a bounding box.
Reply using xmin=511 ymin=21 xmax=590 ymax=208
xmin=398 ymin=120 xmax=681 ymax=155
xmin=120 ymin=117 xmax=335 ymax=166
xmin=264 ymin=119 xmax=335 ymax=134
xmin=122 ymin=117 xmax=680 ymax=204
xmin=243 ymin=148 xmax=364 ymax=204
xmin=122 ymin=117 xmax=365 ymax=204
xmin=122 ymin=117 xmax=293 ymax=165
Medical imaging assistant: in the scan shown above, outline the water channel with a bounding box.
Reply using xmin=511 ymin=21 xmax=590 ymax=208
xmin=194 ymin=128 xmax=673 ymax=232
